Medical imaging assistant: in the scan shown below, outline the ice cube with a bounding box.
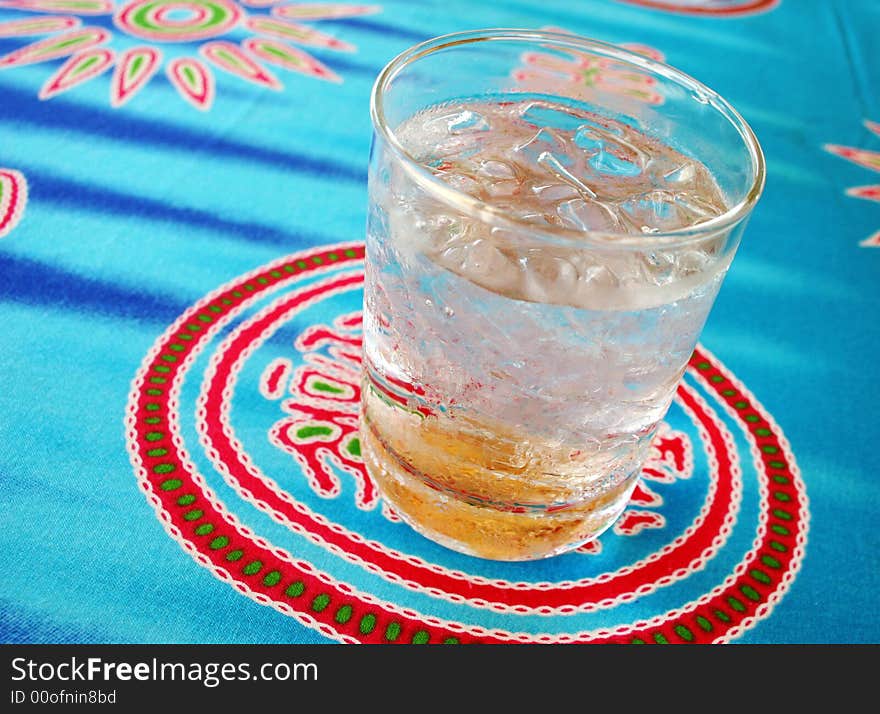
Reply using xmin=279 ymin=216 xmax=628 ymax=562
xmin=576 ymin=127 xmax=646 ymax=177
xmin=589 ymin=150 xmax=642 ymax=177
xmin=619 ymin=189 xmax=692 ymax=231
xmin=520 ymin=101 xmax=587 ymax=131
xmin=674 ymin=192 xmax=725 ymax=221
xmin=537 ymin=151 xmax=598 ymax=198
xmin=478 ymin=160 xmax=517 ymax=179
xmin=557 ymin=197 xmax=625 ymax=233
xmin=436 ymin=237 xmax=521 ymax=295
xmin=514 ymin=127 xmax=572 ymax=168
xmin=448 ymin=109 xmax=490 ymax=134
xmin=475 ymin=159 xmax=522 ymax=199
xmin=439 ymin=170 xmax=483 ymax=197
xmin=517 ymin=211 xmax=565 ymax=227
xmin=675 ymin=248 xmax=712 ymax=276
xmin=400 ymin=97 xmax=729 ymax=244
xmin=519 ymin=253 xmax=580 ymax=305
xmin=530 ymin=183 xmax=580 ymax=201
xmin=423 ymin=109 xmax=489 ymax=136
xmin=663 ymin=161 xmax=696 ymax=185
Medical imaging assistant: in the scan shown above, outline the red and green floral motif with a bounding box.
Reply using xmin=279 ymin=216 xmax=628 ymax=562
xmin=210 ymin=282 xmax=732 ymax=616
xmin=242 ymin=36 xmax=339 ymax=82
xmin=166 ymin=56 xmax=213 ymax=109
xmin=200 ymin=39 xmax=280 ymax=89
xmin=614 ymin=0 xmax=779 ymax=16
xmin=514 ymin=30 xmax=667 ymax=106
xmin=0 ymin=14 xmax=79 ymax=35
xmin=0 ymin=1 xmax=379 ymax=107
xmin=271 ymin=3 xmax=377 ymax=19
xmin=0 ymin=25 xmax=108 ymax=66
xmin=110 ymin=46 xmax=161 ymax=106
xmin=825 ymin=120 xmax=880 ymax=247
xmin=0 ymin=0 xmax=112 ymax=14
xmin=246 ymin=15 xmax=354 ymax=51
xmin=0 ymin=169 xmax=27 ymax=239
xmin=115 ymin=0 xmax=242 ymax=42
xmin=38 ymin=46 xmax=113 ymax=98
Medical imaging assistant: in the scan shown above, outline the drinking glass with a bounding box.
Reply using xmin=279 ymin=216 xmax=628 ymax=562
xmin=360 ymin=29 xmax=765 ymax=561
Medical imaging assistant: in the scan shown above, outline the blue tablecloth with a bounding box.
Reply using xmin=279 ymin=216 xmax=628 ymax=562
xmin=1 ymin=0 xmax=878 ymax=644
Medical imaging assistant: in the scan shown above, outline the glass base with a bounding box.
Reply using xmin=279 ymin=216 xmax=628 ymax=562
xmin=361 ymin=418 xmax=640 ymax=562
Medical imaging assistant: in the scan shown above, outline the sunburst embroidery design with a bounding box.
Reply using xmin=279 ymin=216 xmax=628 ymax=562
xmin=0 ymin=1 xmax=380 ymax=110
xmin=825 ymin=120 xmax=880 ymax=248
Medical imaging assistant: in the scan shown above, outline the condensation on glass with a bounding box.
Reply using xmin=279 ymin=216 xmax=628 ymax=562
xmin=361 ymin=29 xmax=765 ymax=561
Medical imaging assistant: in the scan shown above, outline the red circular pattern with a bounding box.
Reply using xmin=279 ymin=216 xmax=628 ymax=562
xmin=126 ymin=242 xmax=808 ymax=643
xmin=615 ymin=0 xmax=780 ymax=16
xmin=114 ymin=0 xmax=242 ymax=43
xmin=197 ymin=271 xmax=740 ymax=615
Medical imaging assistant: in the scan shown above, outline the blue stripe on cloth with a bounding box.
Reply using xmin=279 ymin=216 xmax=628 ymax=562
xmin=0 ymin=253 xmax=189 ymax=324
xmin=0 ymin=85 xmax=366 ymax=184
xmin=331 ymin=17 xmax=431 ymax=43
xmin=23 ymin=169 xmax=312 ymax=248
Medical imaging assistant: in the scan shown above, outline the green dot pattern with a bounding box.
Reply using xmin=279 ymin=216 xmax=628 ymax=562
xmin=674 ymin=625 xmax=694 ymax=642
xmin=751 ymin=569 xmax=771 ymax=584
xmin=285 ymin=581 xmax=305 ymax=598
xmin=359 ymin=614 xmax=376 ymax=635
xmin=243 ymin=560 xmax=262 ymax=576
xmin=385 ymin=622 xmax=401 ymax=642
xmin=209 ymin=536 xmax=228 ymax=550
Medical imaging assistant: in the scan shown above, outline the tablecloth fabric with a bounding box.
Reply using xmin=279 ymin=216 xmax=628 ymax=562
xmin=1 ymin=0 xmax=878 ymax=644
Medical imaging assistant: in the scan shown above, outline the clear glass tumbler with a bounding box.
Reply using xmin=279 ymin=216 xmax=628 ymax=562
xmin=360 ymin=29 xmax=765 ymax=561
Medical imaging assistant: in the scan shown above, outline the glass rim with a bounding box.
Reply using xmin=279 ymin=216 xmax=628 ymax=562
xmin=370 ymin=28 xmax=766 ymax=250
